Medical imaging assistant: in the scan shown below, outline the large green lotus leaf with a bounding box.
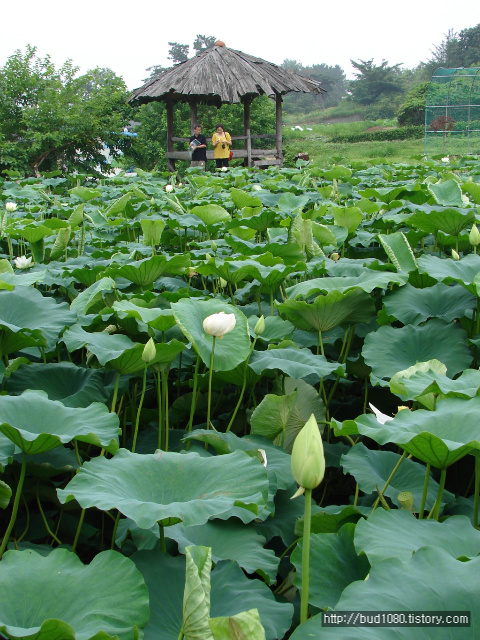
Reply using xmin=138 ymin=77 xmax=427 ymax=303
xmin=70 ymin=277 xmax=116 ymax=315
xmin=291 ymin=523 xmax=370 ymax=610
xmin=230 ymin=188 xmax=262 ymax=209
xmin=427 ymin=179 xmax=466 ymax=206
xmin=0 ymin=548 xmax=149 ymax=640
xmin=58 ymin=449 xmax=269 ymax=528
xmin=250 ymin=392 xmax=298 ymax=440
xmin=417 ymin=253 xmax=480 ymax=294
xmin=132 ymin=550 xmax=292 ymax=640
xmin=18 ymin=224 xmax=53 ymax=243
xmin=62 ymin=324 xmax=136 ymax=365
xmin=300 ymin=504 xmax=369 ymax=536
xmin=190 ymin=204 xmax=231 ymax=225
xmin=283 ymin=377 xmax=326 ymax=453
xmin=290 ymin=547 xmax=479 ymax=639
xmin=0 ymin=286 xmax=76 ymax=350
xmin=404 ymin=207 xmax=475 ymax=236
xmin=0 ymin=268 xmax=48 ymax=289
xmin=108 ymin=254 xmax=190 ymax=287
xmin=113 ymin=301 xmax=176 ymax=332
xmin=140 ymin=218 xmax=166 ymax=246
xmin=171 ymin=298 xmax=250 ymax=371
xmin=0 ymin=434 xmax=14 ymax=471
xmin=249 ymin=347 xmax=345 ymax=381
xmin=0 ymin=480 xmax=12 ymax=509
xmin=362 ymin=320 xmax=471 ymax=380
xmin=389 ymin=360 xmax=448 ymax=409
xmin=462 ymin=182 xmax=480 ymax=204
xmin=391 ymin=367 xmax=480 ymax=402
xmin=286 ymin=271 xmax=408 ymax=299
xmin=0 ymin=390 xmax=119 ymax=454
xmin=106 ymin=340 xmax=185 ymax=374
xmin=7 ymin=362 xmax=114 ymax=407
xmin=355 ymin=509 xmax=480 ymax=565
xmin=333 ymin=206 xmax=363 ymax=234
xmin=70 ymin=185 xmax=102 ymax=201
xmin=166 ymin=519 xmax=279 ymax=583
xmin=334 ymin=397 xmax=480 ymax=468
xmin=277 ymin=192 xmax=310 ymax=211
xmin=182 ymin=546 xmax=212 ymax=640
xmin=340 ymin=443 xmax=454 ymax=512
xmin=377 ymin=232 xmax=418 ymax=272
xmin=384 ymin=283 xmax=475 ymax=325
xmin=209 ymin=609 xmax=266 ymax=640
xmin=277 ymin=289 xmax=375 ymax=333
xmin=226 ymin=210 xmax=278 ymax=233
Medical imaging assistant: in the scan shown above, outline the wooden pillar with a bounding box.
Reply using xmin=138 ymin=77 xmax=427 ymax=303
xmin=275 ymin=93 xmax=283 ymax=165
xmin=244 ymin=97 xmax=252 ymax=168
xmin=189 ymin=102 xmax=198 ymax=133
xmin=166 ymin=99 xmax=175 ymax=172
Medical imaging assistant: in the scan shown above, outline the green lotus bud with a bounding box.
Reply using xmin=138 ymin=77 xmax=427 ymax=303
xmin=330 ymin=252 xmax=339 ymax=263
xmin=219 ymin=277 xmax=227 ymax=288
xmin=205 ymin=253 xmax=212 ymax=261
xmin=211 ymin=240 xmax=217 ymax=253
xmin=291 ymin=414 xmax=325 ymax=494
xmin=142 ymin=338 xmax=156 ymax=364
xmin=150 ymin=197 xmax=155 ymax=205
xmin=254 ymin=315 xmax=265 ymax=336
xmin=398 ymin=491 xmax=414 ymax=511
xmin=469 ymin=224 xmax=480 ymax=247
xmin=452 ymin=249 xmax=460 ymax=261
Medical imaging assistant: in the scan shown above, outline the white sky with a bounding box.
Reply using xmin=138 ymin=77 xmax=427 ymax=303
xmin=1 ymin=0 xmax=479 ymax=90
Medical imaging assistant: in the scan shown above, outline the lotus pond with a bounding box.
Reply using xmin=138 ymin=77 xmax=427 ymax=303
xmin=1 ymin=157 xmax=480 ymax=639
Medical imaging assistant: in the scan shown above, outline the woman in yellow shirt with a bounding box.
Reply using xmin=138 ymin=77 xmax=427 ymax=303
xmin=211 ymin=123 xmax=232 ymax=169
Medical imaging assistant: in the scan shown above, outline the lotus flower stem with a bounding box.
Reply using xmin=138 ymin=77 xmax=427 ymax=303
xmin=418 ymin=462 xmax=431 ymax=519
xmin=371 ymin=450 xmax=407 ymax=512
xmin=37 ymin=485 xmax=62 ymax=545
xmin=110 ymin=372 xmax=121 ymax=413
xmin=300 ymin=487 xmax=312 ymax=623
xmin=156 ymin=372 xmax=163 ymax=450
xmin=431 ymin=468 xmax=447 ymax=521
xmin=72 ymin=508 xmax=85 ymax=554
xmin=206 ymin=336 xmax=216 ymax=432
xmin=474 ymin=458 xmax=480 ymax=528
xmin=226 ymin=338 xmax=257 ymax=432
xmin=228 ymin=283 xmax=236 ymax=306
xmin=111 ymin=511 xmax=121 ymax=550
xmin=187 ymin=355 xmax=201 ymax=438
xmin=132 ymin=366 xmax=148 ymax=454
xmin=163 ymin=368 xmax=170 ymax=452
xmin=0 ymin=452 xmax=27 ymax=559
xmin=317 ymin=331 xmax=324 ymax=357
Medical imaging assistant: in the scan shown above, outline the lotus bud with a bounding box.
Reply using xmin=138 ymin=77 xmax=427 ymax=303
xmin=211 ymin=240 xmax=217 ymax=253
xmin=150 ymin=197 xmax=155 ymax=205
xmin=188 ymin=266 xmax=198 ymax=278
xmin=219 ymin=277 xmax=227 ymax=288
xmin=165 ymin=184 xmax=174 ymax=193
xmin=178 ymin=183 xmax=183 ymax=188
xmin=451 ymin=249 xmax=460 ymax=261
xmin=221 ymin=166 xmax=228 ymax=172
xmin=5 ymin=202 xmax=17 ymax=212
xmin=442 ymin=156 xmax=449 ymax=163
xmin=13 ymin=255 xmax=33 ymax=269
xmin=203 ymin=311 xmax=236 ymax=339
xmin=254 ymin=315 xmax=265 ymax=336
xmin=205 ymin=253 xmax=212 ymax=261
xmin=330 ymin=252 xmax=339 ymax=262
xmin=291 ymin=414 xmax=325 ymax=495
xmin=142 ymin=338 xmax=156 ymax=364
xmin=398 ymin=491 xmax=414 ymax=511
xmin=469 ymin=224 xmax=480 ymax=247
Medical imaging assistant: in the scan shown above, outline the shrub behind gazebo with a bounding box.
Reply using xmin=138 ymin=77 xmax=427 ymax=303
xmin=129 ymin=42 xmax=325 ymax=170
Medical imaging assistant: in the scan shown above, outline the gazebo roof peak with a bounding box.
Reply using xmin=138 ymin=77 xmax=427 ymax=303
xmin=129 ymin=44 xmax=325 ymax=107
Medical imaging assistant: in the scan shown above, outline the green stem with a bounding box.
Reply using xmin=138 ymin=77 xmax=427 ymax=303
xmin=111 ymin=511 xmax=121 ymax=550
xmin=226 ymin=338 xmax=257 ymax=432
xmin=187 ymin=355 xmax=201 ymax=434
xmin=418 ymin=462 xmax=431 ymax=520
xmin=36 ymin=485 xmax=62 ymax=545
xmin=300 ymin=488 xmax=312 ymax=624
xmin=474 ymin=457 xmax=480 ymax=528
xmin=163 ymin=368 xmax=170 ymax=452
xmin=0 ymin=451 xmax=27 ymax=559
xmin=160 ymin=523 xmax=166 ymax=553
xmin=72 ymin=508 xmax=85 ymax=554
xmin=371 ymin=450 xmax=407 ymax=512
xmin=431 ymin=468 xmax=447 ymax=521
xmin=132 ymin=366 xmax=147 ymax=454
xmin=110 ymin=371 xmax=121 ymax=413
xmin=206 ymin=337 xmax=216 ymax=432
xmin=156 ymin=372 xmax=163 ymax=450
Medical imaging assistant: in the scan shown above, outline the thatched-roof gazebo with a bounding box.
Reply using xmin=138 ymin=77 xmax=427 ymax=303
xmin=129 ymin=42 xmax=325 ymax=170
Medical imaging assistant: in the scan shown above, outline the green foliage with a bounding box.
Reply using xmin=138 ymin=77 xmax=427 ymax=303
xmin=282 ymin=61 xmax=347 ymax=113
xmin=0 ymin=46 xmax=133 ymax=176
xmin=397 ymin=82 xmax=429 ymax=126
xmin=349 ymin=59 xmax=404 ymax=108
xmin=329 ymin=125 xmax=423 ymax=143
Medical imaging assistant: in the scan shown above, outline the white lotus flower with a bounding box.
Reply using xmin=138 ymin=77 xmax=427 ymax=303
xmin=369 ymin=403 xmax=393 ymax=425
xmin=442 ymin=156 xmax=449 ymax=163
xmin=5 ymin=202 xmax=17 ymax=212
xmin=221 ymin=166 xmax=228 ymax=172
xmin=165 ymin=184 xmax=174 ymax=193
xmin=203 ymin=311 xmax=236 ymax=339
xmin=13 ymin=255 xmax=33 ymax=269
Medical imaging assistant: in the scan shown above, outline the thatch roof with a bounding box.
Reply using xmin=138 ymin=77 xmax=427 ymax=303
xmin=129 ymin=45 xmax=325 ymax=106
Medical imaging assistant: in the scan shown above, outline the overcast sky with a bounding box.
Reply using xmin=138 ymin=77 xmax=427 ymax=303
xmin=1 ymin=0 xmax=478 ymax=90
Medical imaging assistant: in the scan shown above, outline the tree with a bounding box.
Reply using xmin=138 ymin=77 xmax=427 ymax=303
xmin=0 ymin=46 xmax=133 ymax=176
xmin=193 ymin=35 xmax=217 ymax=53
xmin=281 ymin=60 xmax=347 ymax=113
xmin=452 ymin=23 xmax=480 ymax=67
xmin=167 ymin=42 xmax=190 ymax=64
xmin=349 ymin=59 xmax=404 ymax=105
xmin=143 ymin=36 xmax=216 ymax=83
xmin=397 ymin=82 xmax=430 ymax=126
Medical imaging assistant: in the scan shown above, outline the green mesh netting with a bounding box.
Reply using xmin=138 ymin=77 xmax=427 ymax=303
xmin=425 ymin=67 xmax=480 ymax=156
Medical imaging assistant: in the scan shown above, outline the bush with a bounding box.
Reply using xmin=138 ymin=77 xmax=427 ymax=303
xmin=329 ymin=126 xmax=424 ymax=143
xmin=397 ymin=82 xmax=429 ymax=126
